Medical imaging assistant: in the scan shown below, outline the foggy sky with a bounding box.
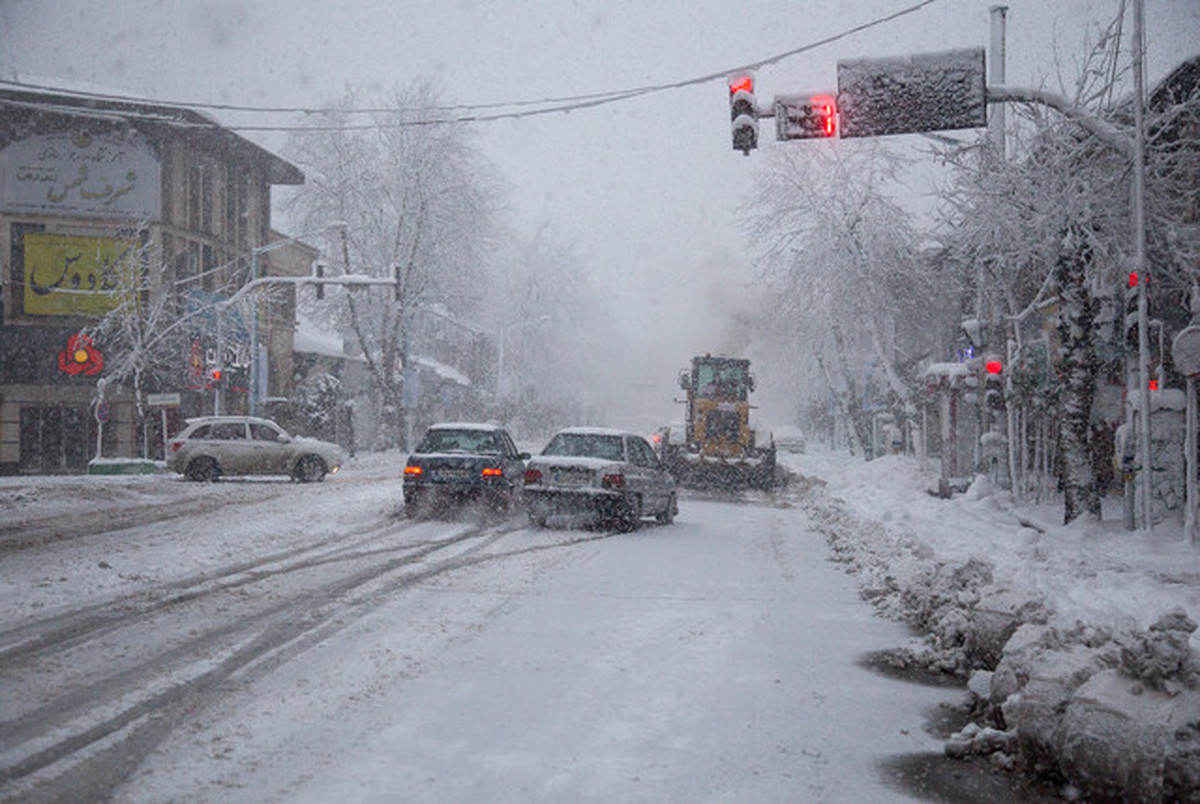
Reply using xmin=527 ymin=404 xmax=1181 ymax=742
xmin=2 ymin=0 xmax=1198 ymax=427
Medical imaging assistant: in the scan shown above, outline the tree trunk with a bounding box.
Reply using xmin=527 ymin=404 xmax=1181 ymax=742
xmin=814 ymin=351 xmax=861 ymax=457
xmin=831 ymin=324 xmax=874 ymax=459
xmin=1054 ymin=233 xmax=1101 ymax=524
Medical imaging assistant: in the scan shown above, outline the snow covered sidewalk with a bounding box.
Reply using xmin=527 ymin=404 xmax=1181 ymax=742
xmin=786 ymin=447 xmax=1200 ymax=802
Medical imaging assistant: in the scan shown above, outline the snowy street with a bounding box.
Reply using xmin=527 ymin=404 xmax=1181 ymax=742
xmin=0 ymin=453 xmax=980 ymax=802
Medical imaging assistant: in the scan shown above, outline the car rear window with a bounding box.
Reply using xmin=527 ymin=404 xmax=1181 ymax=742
xmin=417 ymin=429 xmax=500 ymax=454
xmin=543 ymin=433 xmax=624 ymax=461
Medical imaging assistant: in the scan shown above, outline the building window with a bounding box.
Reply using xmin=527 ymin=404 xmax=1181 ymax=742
xmin=186 ymin=164 xmax=201 ymax=231
xmin=201 ymin=164 xmax=214 ymax=235
xmin=225 ymin=164 xmax=249 ymax=251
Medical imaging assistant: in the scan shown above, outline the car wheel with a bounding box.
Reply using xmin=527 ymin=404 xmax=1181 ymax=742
xmin=618 ymin=495 xmax=643 ymax=532
xmin=186 ymin=456 xmax=220 ymax=482
xmin=656 ymin=493 xmax=677 ymax=525
xmin=293 ymin=455 xmax=328 ymax=483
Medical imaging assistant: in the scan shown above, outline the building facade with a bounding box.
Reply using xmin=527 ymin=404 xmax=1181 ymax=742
xmin=0 ymin=85 xmax=305 ymax=473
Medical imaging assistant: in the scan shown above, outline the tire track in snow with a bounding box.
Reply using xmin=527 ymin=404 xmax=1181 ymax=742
xmin=0 ymin=517 xmax=623 ymax=799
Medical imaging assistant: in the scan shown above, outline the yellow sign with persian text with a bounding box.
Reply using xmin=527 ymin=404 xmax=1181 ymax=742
xmin=23 ymin=232 xmax=138 ymax=316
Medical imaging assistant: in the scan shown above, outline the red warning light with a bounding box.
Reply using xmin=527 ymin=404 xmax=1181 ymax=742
xmin=1128 ymin=271 xmax=1139 ymax=288
xmin=985 ymin=360 xmax=1003 ymax=375
xmin=729 ymin=75 xmax=754 ymax=95
xmin=1149 ymin=379 xmax=1159 ymax=390
xmin=810 ymin=94 xmax=837 ymax=137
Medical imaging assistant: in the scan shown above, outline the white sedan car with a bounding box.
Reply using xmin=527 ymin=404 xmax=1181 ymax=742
xmin=523 ymin=427 xmax=677 ymax=530
xmin=166 ymin=416 xmax=347 ymax=482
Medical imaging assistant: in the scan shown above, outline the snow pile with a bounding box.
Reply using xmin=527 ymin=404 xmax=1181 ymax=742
xmin=788 ymin=448 xmax=1200 ymax=802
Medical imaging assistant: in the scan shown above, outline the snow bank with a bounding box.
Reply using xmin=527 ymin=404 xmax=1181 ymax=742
xmin=787 ymin=449 xmax=1200 ymax=802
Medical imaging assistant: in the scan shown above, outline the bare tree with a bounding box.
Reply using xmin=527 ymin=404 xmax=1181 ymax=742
xmin=81 ymin=229 xmax=195 ymax=459
xmin=481 ymin=223 xmax=607 ymax=437
xmin=937 ymin=20 xmax=1200 ymax=523
xmin=742 ymin=143 xmax=950 ymax=458
xmin=285 ymin=82 xmax=501 ymax=450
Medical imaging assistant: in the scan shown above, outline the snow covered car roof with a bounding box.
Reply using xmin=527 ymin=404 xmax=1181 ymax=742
xmin=553 ymin=426 xmax=632 ymax=437
xmin=426 ymin=422 xmax=505 ymax=431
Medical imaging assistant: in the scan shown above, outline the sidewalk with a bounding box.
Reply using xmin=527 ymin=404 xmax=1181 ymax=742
xmin=785 ymin=447 xmax=1200 ymax=801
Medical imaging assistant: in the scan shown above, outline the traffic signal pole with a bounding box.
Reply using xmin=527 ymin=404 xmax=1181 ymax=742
xmin=1131 ymin=0 xmax=1153 ymax=532
xmin=738 ymin=3 xmax=1154 ymax=527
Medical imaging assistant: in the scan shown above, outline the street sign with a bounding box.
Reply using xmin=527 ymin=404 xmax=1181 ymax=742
xmin=837 ymin=48 xmax=987 ymax=139
xmin=147 ymin=392 xmax=181 ymax=407
xmin=774 ymin=93 xmax=838 ymax=140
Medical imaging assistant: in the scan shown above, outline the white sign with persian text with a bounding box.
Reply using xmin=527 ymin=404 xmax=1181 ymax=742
xmin=0 ymin=130 xmax=161 ymax=220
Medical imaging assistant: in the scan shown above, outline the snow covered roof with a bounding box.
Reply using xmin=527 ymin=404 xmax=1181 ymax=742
xmin=293 ymin=325 xmax=346 ymax=359
xmin=922 ymin=362 xmax=970 ymax=378
xmin=0 ymin=80 xmax=303 ymax=185
xmin=414 ymin=355 xmax=470 ymax=386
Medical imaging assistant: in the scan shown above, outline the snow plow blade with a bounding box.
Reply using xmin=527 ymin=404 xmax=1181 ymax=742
xmin=663 ymin=449 xmax=779 ymax=491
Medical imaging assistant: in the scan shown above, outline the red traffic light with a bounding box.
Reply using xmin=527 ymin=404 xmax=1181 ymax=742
xmin=728 ymin=75 xmax=754 ymax=95
xmin=985 ymin=360 xmax=1002 ymax=375
xmin=1128 ymin=271 xmax=1151 ymax=289
xmin=729 ymin=73 xmax=759 ymax=155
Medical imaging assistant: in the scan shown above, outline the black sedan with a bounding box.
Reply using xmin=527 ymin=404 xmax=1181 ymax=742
xmin=403 ymin=423 xmax=530 ymax=518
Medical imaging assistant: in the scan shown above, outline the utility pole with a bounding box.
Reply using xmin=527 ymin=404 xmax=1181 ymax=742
xmin=1132 ymin=0 xmax=1153 ymax=532
xmin=988 ymin=6 xmax=1008 ymax=159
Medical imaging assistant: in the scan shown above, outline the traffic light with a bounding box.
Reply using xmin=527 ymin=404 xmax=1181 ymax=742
xmin=774 ymin=94 xmax=838 ymax=140
xmin=729 ymin=74 xmax=759 ymax=155
xmin=1124 ymin=271 xmax=1142 ymax=351
xmin=983 ymin=358 xmax=1004 ymax=411
xmin=314 ymin=260 xmax=325 ymax=300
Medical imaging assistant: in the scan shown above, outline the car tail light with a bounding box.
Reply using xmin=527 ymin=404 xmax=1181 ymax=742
xmin=524 ymin=468 xmax=542 ymax=484
xmin=404 ymin=465 xmax=423 ymax=476
xmin=169 ymin=441 xmax=183 ymax=453
xmin=481 ymin=467 xmax=503 ymax=477
xmin=602 ymin=473 xmax=625 ymax=489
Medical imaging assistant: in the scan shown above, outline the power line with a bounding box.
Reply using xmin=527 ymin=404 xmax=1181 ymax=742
xmin=1 ymin=0 xmax=940 ymax=133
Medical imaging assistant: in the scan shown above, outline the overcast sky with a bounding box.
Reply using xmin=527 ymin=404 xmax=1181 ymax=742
xmin=3 ymin=0 xmax=1198 ymax=426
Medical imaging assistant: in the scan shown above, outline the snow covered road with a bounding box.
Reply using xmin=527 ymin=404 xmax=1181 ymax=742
xmin=1 ymin=454 xmax=977 ymax=802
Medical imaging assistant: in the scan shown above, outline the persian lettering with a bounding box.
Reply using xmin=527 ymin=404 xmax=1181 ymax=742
xmin=24 ymin=233 xmax=137 ymax=316
xmin=1 ymin=132 xmax=160 ymax=219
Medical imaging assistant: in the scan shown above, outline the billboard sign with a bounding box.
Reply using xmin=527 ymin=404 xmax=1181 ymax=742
xmin=838 ymin=49 xmax=987 ymax=139
xmin=0 ymin=130 xmax=161 ymax=220
xmin=23 ymin=232 xmax=139 ymax=316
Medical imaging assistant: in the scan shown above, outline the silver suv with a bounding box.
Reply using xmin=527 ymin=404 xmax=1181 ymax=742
xmin=166 ymin=416 xmax=347 ymax=483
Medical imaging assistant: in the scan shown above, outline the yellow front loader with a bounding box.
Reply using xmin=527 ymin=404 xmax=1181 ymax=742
xmin=660 ymin=354 xmax=777 ymax=490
